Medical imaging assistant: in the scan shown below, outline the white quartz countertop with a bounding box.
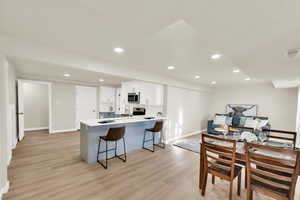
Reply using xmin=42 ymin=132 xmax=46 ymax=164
xmin=81 ymin=116 xmax=166 ymax=127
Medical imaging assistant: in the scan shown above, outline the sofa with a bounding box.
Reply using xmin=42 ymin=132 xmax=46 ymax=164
xmin=207 ymin=113 xmax=271 ymax=136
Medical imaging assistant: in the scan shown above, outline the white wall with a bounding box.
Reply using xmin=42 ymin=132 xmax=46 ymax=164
xmin=165 ymin=86 xmax=211 ymax=142
xmin=7 ymin=59 xmax=17 ymax=160
xmin=23 ymin=82 xmax=49 ymax=130
xmin=0 ymin=55 xmax=16 ymax=198
xmin=51 ymin=83 xmax=76 ymax=132
xmin=210 ymin=83 xmax=298 ymax=130
xmin=19 ymin=81 xmax=99 ymax=133
xmin=0 ymin=55 xmax=9 ymax=199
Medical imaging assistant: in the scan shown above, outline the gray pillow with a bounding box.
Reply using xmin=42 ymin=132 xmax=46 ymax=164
xmin=239 ymin=117 xmax=247 ymax=126
xmin=225 ymin=116 xmax=232 ymax=125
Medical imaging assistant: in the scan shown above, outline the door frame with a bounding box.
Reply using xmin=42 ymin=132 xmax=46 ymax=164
xmin=18 ymin=79 xmax=52 ymax=134
xmin=17 ymin=79 xmax=24 ymax=141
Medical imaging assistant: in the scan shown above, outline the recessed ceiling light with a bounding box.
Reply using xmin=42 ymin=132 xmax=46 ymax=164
xmin=244 ymin=77 xmax=251 ymax=81
xmin=233 ymin=69 xmax=240 ymax=73
xmin=211 ymin=54 xmax=222 ymax=60
xmin=211 ymin=81 xmax=217 ymax=85
xmin=195 ymin=75 xmax=200 ymax=79
xmin=64 ymin=73 xmax=70 ymax=77
xmin=99 ymin=78 xmax=104 ymax=82
xmin=167 ymin=66 xmax=175 ymax=70
xmin=114 ymin=47 xmax=124 ymax=53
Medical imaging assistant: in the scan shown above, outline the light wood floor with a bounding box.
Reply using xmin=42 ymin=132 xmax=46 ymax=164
xmin=3 ymin=130 xmax=298 ymax=200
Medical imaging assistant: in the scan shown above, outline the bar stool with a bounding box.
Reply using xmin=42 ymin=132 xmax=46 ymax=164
xmin=143 ymin=121 xmax=165 ymax=152
xmin=96 ymin=126 xmax=126 ymax=169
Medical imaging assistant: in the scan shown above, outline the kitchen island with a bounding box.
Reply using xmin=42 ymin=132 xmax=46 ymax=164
xmin=80 ymin=116 xmax=166 ymax=163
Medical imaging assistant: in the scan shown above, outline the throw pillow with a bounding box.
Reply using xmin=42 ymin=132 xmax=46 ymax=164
xmin=256 ymin=119 xmax=268 ymax=129
xmin=225 ymin=116 xmax=232 ymax=126
xmin=214 ymin=115 xmax=226 ymax=125
xmin=232 ymin=115 xmax=240 ymax=126
xmin=239 ymin=117 xmax=247 ymax=126
xmin=244 ymin=119 xmax=258 ymax=129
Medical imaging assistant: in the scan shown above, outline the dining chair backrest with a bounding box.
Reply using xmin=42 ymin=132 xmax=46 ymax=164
xmin=262 ymin=129 xmax=297 ymax=147
xmin=201 ymin=134 xmax=237 ymax=181
xmin=106 ymin=126 xmax=126 ymax=141
xmin=244 ymin=142 xmax=300 ymax=200
xmin=152 ymin=121 xmax=163 ymax=132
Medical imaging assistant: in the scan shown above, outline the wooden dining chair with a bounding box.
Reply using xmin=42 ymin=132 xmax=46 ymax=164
xmin=262 ymin=128 xmax=297 ymax=147
xmin=201 ymin=134 xmax=242 ymax=200
xmin=227 ymin=125 xmax=254 ymax=189
xmin=244 ymin=142 xmax=300 ymax=200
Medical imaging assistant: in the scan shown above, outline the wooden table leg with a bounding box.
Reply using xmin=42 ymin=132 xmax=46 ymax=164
xmin=199 ymin=143 xmax=204 ymax=190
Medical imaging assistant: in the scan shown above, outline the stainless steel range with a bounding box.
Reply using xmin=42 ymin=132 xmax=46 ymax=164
xmin=132 ymin=107 xmax=146 ymax=116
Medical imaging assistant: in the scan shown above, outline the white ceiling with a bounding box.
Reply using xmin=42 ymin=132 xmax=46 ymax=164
xmin=12 ymin=57 xmax=129 ymax=87
xmin=1 ymin=0 xmax=300 ymax=87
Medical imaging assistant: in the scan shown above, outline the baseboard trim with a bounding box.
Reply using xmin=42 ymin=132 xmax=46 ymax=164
xmin=24 ymin=127 xmax=49 ymax=131
xmin=50 ymin=129 xmax=77 ymax=134
xmin=166 ymin=129 xmax=206 ymax=144
xmin=0 ymin=181 xmax=9 ymax=199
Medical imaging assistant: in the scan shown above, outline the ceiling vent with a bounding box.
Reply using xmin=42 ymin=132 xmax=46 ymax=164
xmin=287 ymin=48 xmax=299 ymax=58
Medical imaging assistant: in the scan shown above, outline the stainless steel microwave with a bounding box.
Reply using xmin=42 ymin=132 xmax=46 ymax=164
xmin=128 ymin=93 xmax=140 ymax=103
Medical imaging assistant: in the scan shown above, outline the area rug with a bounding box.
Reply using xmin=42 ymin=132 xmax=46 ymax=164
xmin=173 ymin=137 xmax=200 ymax=153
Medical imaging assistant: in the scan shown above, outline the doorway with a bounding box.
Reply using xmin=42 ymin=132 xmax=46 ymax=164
xmin=17 ymin=80 xmax=51 ymax=140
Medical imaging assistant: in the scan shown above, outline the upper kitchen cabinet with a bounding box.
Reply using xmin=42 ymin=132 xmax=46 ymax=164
xmin=99 ymin=86 xmax=116 ymax=112
xmin=121 ymin=81 xmax=164 ymax=106
xmin=138 ymin=82 xmax=164 ymax=106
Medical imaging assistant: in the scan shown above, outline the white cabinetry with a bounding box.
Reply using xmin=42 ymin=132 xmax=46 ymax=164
xmin=115 ymin=88 xmax=121 ymax=114
xmin=99 ymin=86 xmax=116 ymax=112
xmin=121 ymin=81 xmax=164 ymax=106
xmin=139 ymin=83 xmax=163 ymax=106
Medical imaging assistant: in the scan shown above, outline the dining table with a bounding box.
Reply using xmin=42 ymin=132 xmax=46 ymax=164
xmin=198 ymin=132 xmax=300 ymax=190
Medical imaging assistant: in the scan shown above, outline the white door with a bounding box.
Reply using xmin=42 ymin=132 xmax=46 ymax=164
xmin=76 ymin=86 xmax=97 ymax=129
xmin=17 ymin=80 xmax=25 ymax=141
